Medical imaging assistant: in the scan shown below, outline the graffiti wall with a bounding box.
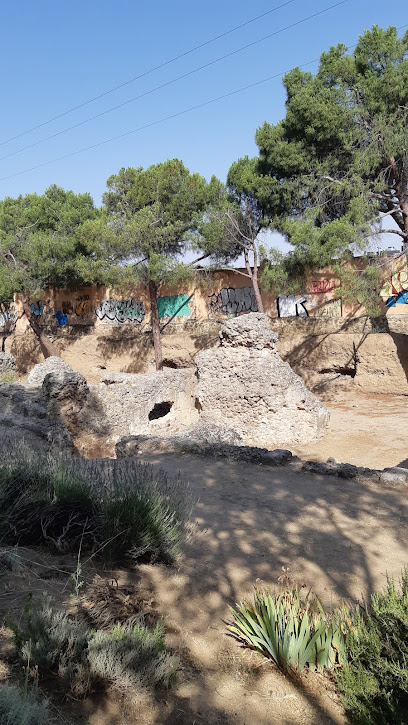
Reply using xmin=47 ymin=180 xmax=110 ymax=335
xmin=95 ymin=298 xmax=145 ymax=324
xmin=380 ymin=271 xmax=408 ymax=308
xmin=157 ymin=294 xmax=193 ymax=319
xmin=207 ymin=286 xmax=258 ymax=317
xmin=10 ymin=257 xmax=404 ymax=335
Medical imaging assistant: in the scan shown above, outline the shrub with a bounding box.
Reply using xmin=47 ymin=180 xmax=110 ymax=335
xmin=0 ymin=448 xmax=191 ymax=564
xmin=9 ymin=597 xmax=177 ymax=697
xmin=228 ymin=585 xmax=345 ymax=672
xmin=88 ymin=621 xmax=178 ymax=691
xmin=335 ymin=568 xmax=408 ymax=725
xmin=0 ymin=684 xmax=48 ymax=725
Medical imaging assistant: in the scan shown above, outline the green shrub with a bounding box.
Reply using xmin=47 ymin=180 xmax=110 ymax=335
xmin=10 ymin=597 xmax=177 ymax=697
xmin=335 ymin=569 xmax=408 ymax=725
xmin=0 ymin=370 xmax=17 ymax=384
xmin=228 ymin=585 xmax=345 ymax=672
xmin=88 ymin=621 xmax=178 ymax=691
xmin=0 ymin=684 xmax=48 ymax=725
xmin=0 ymin=448 xmax=191 ymax=564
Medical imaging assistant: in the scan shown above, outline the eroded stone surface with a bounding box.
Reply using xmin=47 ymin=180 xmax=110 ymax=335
xmin=27 ymin=356 xmax=73 ymax=386
xmin=99 ymin=369 xmax=198 ymax=441
xmin=196 ymin=313 xmax=329 ymax=448
xmin=0 ymin=353 xmax=16 ymax=373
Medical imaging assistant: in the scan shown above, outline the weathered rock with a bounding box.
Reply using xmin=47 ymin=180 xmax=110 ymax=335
xmin=27 ymin=356 xmax=73 ymax=387
xmin=196 ymin=313 xmax=329 ymax=448
xmin=43 ymin=371 xmax=110 ymax=444
xmin=380 ymin=467 xmax=408 ymax=485
xmin=99 ymin=369 xmax=198 ymax=442
xmin=0 ymin=352 xmax=16 ymax=374
xmin=0 ymin=382 xmax=73 ymax=454
xmin=115 ymin=432 xmax=293 ymax=466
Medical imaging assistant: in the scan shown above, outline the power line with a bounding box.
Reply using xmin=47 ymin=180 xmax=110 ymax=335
xmin=0 ymin=64 xmax=337 ymax=182
xmin=2 ymin=21 xmax=406 ymax=185
xmin=0 ymin=0 xmax=298 ymax=148
xmin=0 ymin=0 xmax=349 ymax=164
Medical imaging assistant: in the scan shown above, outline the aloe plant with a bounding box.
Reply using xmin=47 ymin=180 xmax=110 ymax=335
xmin=228 ymin=586 xmax=345 ymax=672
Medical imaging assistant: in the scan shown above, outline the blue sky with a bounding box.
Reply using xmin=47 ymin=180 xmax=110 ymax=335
xmin=0 ymin=1 xmax=406 ymax=251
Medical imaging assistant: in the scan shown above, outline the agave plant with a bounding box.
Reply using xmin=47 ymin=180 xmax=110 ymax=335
xmin=228 ymin=586 xmax=345 ymax=672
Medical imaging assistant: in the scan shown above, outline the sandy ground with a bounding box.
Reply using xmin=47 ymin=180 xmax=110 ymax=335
xmin=292 ymin=391 xmax=408 ymax=470
xmin=1 ymin=391 xmax=407 ymax=723
xmin=113 ymin=446 xmax=407 ymax=725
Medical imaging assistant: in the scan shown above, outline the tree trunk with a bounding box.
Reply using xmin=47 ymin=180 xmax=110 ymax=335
xmin=244 ymin=246 xmax=264 ymax=313
xmin=22 ymin=301 xmax=59 ymax=358
xmin=148 ymin=280 xmax=163 ymax=371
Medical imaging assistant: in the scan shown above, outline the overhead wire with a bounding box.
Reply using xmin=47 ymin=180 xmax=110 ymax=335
xmin=0 ymin=0 xmax=298 ymax=148
xmin=2 ymin=22 xmax=407 ymax=184
xmin=0 ymin=0 xmax=348 ymax=163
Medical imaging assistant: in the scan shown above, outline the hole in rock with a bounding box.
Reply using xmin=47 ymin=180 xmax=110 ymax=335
xmin=148 ymin=401 xmax=173 ymax=421
xmin=319 ymin=366 xmax=356 ymax=378
xmin=162 ymin=359 xmax=178 ymax=369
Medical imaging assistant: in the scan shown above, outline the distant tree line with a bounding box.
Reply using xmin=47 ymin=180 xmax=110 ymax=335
xmin=0 ymin=25 xmax=407 ymax=367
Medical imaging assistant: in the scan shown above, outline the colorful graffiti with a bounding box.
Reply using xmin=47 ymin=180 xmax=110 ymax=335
xmin=310 ymin=279 xmax=336 ymax=294
xmin=95 ymin=298 xmax=145 ymax=323
xmin=0 ymin=304 xmax=18 ymax=328
xmin=380 ymin=270 xmax=408 ymax=307
xmin=61 ymin=300 xmax=73 ymax=315
xmin=30 ymin=300 xmax=44 ymax=317
xmin=277 ymin=295 xmax=308 ymax=318
xmin=56 ymin=310 xmax=68 ymax=326
xmin=157 ymin=294 xmax=192 ymax=319
xmin=207 ymin=286 xmax=258 ymax=316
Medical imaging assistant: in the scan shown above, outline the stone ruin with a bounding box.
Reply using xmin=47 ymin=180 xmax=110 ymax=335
xmin=0 ymin=313 xmax=329 ymax=456
xmin=195 ymin=313 xmax=329 ymax=448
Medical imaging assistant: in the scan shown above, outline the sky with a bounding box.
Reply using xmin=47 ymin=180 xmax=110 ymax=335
xmin=0 ymin=0 xmax=406 ymax=253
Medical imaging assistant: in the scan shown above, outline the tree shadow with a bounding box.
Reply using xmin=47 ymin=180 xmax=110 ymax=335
xmin=96 ymin=327 xmax=153 ymax=374
xmin=128 ymin=451 xmax=408 ymax=723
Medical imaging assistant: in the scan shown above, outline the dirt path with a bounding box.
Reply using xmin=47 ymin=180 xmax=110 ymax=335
xmin=118 ymin=451 xmax=408 ymax=725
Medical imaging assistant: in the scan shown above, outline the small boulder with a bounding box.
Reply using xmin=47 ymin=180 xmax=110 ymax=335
xmin=27 ymin=356 xmax=73 ymax=387
xmin=0 ymin=352 xmax=16 ymax=374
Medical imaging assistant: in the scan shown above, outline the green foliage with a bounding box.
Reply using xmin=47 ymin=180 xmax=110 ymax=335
xmin=0 ymin=370 xmax=17 ymax=384
xmin=336 ymin=568 xmax=408 ymax=724
xmin=88 ymin=621 xmax=177 ymax=691
xmin=0 ymin=185 xmax=100 ymax=305
xmin=228 ymin=585 xmax=345 ymax=672
xmin=234 ymin=25 xmax=408 ymax=306
xmin=0 ymin=446 xmax=191 ymax=564
xmin=10 ymin=597 xmax=177 ymax=696
xmin=101 ymin=160 xmax=219 ymax=283
xmin=0 ymin=683 xmax=48 ymax=725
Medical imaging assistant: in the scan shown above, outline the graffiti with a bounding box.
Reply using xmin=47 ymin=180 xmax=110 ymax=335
xmin=310 ymin=279 xmax=336 ymax=294
xmin=277 ymin=295 xmax=308 ymax=318
xmin=62 ymin=300 xmax=73 ymax=315
xmin=56 ymin=310 xmax=68 ymax=326
xmin=317 ymin=298 xmax=342 ymax=317
xmin=380 ymin=270 xmax=408 ymax=307
xmin=95 ymin=298 xmax=145 ymax=323
xmin=0 ymin=305 xmax=18 ymax=328
xmin=75 ymin=295 xmax=90 ymax=317
xmin=385 ymin=290 xmax=408 ymax=307
xmin=30 ymin=300 xmax=44 ymax=317
xmin=207 ymin=286 xmax=258 ymax=316
xmin=157 ymin=294 xmax=192 ymax=319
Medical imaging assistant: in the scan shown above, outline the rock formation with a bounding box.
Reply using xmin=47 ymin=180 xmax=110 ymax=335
xmin=195 ymin=313 xmax=329 ymax=447
xmin=26 ymin=356 xmax=73 ymax=386
xmin=0 ymin=353 xmax=16 ymax=375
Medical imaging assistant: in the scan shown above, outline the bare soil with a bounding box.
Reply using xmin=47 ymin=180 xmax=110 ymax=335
xmin=292 ymin=390 xmax=408 ymax=469
xmin=0 ymin=390 xmax=407 ymax=723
